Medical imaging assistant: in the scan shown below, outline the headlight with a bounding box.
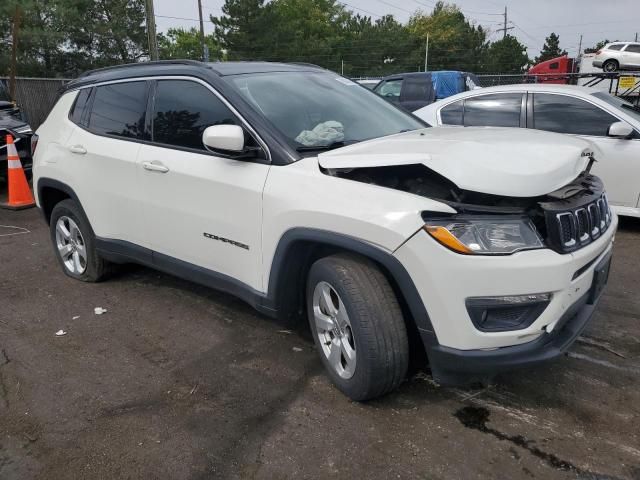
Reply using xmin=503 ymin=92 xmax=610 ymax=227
xmin=424 ymin=216 xmax=544 ymax=255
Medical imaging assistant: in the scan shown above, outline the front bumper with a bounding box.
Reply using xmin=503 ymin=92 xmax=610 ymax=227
xmin=426 ymin=285 xmax=598 ymax=385
xmin=394 ymin=213 xmax=617 ymax=383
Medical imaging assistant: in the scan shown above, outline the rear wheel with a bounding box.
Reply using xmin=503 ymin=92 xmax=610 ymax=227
xmin=50 ymin=199 xmax=111 ymax=282
xmin=603 ymin=59 xmax=619 ymax=72
xmin=307 ymin=254 xmax=409 ymax=401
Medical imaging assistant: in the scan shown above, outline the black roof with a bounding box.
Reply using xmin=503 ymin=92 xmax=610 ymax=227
xmin=62 ymin=60 xmax=325 ymax=92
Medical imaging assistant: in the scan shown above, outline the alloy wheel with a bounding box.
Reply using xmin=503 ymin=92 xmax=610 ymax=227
xmin=312 ymin=281 xmax=356 ymax=379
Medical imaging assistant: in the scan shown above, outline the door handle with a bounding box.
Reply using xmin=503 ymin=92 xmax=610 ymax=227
xmin=143 ymin=161 xmax=169 ymax=173
xmin=69 ymin=144 xmax=87 ymax=155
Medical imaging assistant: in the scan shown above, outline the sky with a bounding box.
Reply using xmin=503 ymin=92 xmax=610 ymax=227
xmin=153 ymin=0 xmax=640 ymax=59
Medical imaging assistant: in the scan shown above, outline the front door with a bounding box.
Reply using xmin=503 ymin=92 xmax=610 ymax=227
xmin=137 ymin=79 xmax=270 ymax=292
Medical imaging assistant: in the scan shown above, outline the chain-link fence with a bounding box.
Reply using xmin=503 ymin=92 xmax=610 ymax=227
xmin=0 ymin=77 xmax=71 ymax=130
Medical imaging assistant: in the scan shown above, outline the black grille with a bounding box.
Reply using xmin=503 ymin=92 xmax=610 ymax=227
xmin=545 ymin=192 xmax=612 ymax=253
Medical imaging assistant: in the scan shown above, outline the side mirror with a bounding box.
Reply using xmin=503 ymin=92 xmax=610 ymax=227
xmin=202 ymin=124 xmax=245 ymax=152
xmin=607 ymin=121 xmax=634 ymax=139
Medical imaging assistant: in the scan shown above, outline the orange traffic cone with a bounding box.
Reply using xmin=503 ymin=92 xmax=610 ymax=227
xmin=1 ymin=134 xmax=35 ymax=210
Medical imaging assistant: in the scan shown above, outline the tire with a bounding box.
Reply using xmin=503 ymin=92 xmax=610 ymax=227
xmin=306 ymin=253 xmax=409 ymax=401
xmin=603 ymin=59 xmax=618 ymax=72
xmin=49 ymin=199 xmax=111 ymax=282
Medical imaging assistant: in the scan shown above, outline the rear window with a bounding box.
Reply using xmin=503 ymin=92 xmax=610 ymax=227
xmin=463 ymin=93 xmax=522 ymax=127
xmin=440 ymin=100 xmax=463 ymax=125
xmin=69 ymin=88 xmax=91 ymax=126
xmin=88 ymin=81 xmax=148 ymax=139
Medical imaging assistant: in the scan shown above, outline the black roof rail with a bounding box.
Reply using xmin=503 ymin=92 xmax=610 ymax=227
xmin=79 ymin=60 xmax=207 ymax=78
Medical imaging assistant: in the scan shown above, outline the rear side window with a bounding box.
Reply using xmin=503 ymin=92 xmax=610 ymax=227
xmin=152 ymin=80 xmax=238 ymax=151
xmin=549 ymin=62 xmax=559 ymax=70
xmin=533 ymin=93 xmax=619 ymax=136
xmin=88 ymin=81 xmax=148 ymax=139
xmin=401 ymin=78 xmax=429 ymax=102
xmin=625 ymin=44 xmax=640 ymax=53
xmin=440 ymin=100 xmax=463 ymax=125
xmin=69 ymin=88 xmax=91 ymax=126
xmin=463 ymin=93 xmax=522 ymax=127
xmin=608 ymin=44 xmax=624 ymax=51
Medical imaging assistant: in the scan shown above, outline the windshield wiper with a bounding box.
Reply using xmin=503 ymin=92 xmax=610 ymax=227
xmin=621 ymin=103 xmax=640 ymax=113
xmin=295 ymin=141 xmax=349 ymax=152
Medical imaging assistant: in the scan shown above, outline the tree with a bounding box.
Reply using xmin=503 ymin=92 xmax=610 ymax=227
xmin=407 ymin=2 xmax=489 ymax=72
xmin=0 ymin=0 xmax=148 ymax=78
xmin=535 ymin=32 xmax=567 ymax=63
xmin=210 ymin=0 xmax=267 ymax=60
xmin=157 ymin=28 xmax=220 ymax=60
xmin=584 ymin=39 xmax=612 ymax=54
xmin=483 ymin=34 xmax=529 ymax=73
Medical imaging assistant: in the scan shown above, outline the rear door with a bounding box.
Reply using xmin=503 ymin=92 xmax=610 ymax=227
xmin=137 ymin=78 xmax=270 ymax=292
xmin=399 ymin=76 xmax=434 ymax=111
xmin=621 ymin=44 xmax=640 ymax=68
xmin=64 ymin=81 xmax=149 ymax=245
xmin=530 ymin=92 xmax=640 ymax=208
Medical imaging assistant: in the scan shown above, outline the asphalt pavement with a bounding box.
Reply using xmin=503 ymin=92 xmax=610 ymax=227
xmin=1 ymin=201 xmax=639 ymax=479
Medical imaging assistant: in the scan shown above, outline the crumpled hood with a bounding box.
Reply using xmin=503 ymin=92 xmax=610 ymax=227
xmin=318 ymin=127 xmax=598 ymax=197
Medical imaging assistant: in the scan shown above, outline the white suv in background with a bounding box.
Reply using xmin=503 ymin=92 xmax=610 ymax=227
xmin=592 ymin=42 xmax=640 ymax=72
xmin=414 ymin=84 xmax=640 ymax=218
xmin=33 ymin=61 xmax=616 ymax=400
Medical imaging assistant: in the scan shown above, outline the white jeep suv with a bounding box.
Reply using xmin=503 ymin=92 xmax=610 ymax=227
xmin=33 ymin=61 xmax=617 ymax=400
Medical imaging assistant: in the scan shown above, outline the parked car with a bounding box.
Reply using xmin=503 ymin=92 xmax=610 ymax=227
xmin=355 ymin=79 xmax=380 ymax=90
xmin=34 ymin=61 xmax=616 ymax=400
xmin=0 ymin=100 xmax=34 ymax=181
xmin=593 ymin=42 xmax=640 ymax=72
xmin=374 ymin=71 xmax=481 ymax=111
xmin=414 ymin=84 xmax=640 ymax=218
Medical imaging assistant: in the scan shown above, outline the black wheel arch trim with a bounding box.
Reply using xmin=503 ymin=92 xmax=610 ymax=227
xmin=265 ymin=228 xmax=438 ymax=344
xmin=37 ymin=177 xmax=88 ymax=223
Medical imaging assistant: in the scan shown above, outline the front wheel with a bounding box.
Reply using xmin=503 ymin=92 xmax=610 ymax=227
xmin=307 ymin=254 xmax=409 ymax=401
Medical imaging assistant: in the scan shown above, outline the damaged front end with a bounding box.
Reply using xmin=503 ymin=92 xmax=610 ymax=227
xmin=325 ymin=162 xmax=611 ymax=256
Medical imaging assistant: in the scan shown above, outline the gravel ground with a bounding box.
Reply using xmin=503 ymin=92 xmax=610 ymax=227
xmin=1 ymin=202 xmax=639 ymax=480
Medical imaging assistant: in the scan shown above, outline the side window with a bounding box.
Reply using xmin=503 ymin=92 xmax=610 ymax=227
xmin=608 ymin=44 xmax=624 ymax=51
xmin=375 ymin=79 xmax=402 ymax=99
xmin=70 ymin=88 xmax=91 ymax=126
xmin=401 ymin=78 xmax=429 ymax=102
xmin=152 ymin=80 xmax=238 ymax=151
xmin=463 ymin=93 xmax=522 ymax=127
xmin=533 ymin=94 xmax=619 ymax=136
xmin=88 ymin=82 xmax=148 ymax=139
xmin=440 ymin=100 xmax=463 ymax=125
xmin=624 ymin=44 xmax=640 ymax=53
xmin=549 ymin=62 xmax=559 ymax=70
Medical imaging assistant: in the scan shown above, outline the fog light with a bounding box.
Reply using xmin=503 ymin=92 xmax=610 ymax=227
xmin=466 ymin=293 xmax=551 ymax=332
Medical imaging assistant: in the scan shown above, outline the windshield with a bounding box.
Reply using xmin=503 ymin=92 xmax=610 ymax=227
xmin=229 ymin=72 xmax=426 ymax=151
xmin=592 ymin=91 xmax=640 ymax=123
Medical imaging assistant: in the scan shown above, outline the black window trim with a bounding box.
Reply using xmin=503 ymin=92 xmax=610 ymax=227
xmin=528 ymin=91 xmax=638 ymax=139
xmin=64 ymin=75 xmax=272 ymax=164
xmin=437 ymin=91 xmax=526 ymax=128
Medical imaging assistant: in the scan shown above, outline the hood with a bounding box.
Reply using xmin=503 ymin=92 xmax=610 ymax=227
xmin=318 ymin=127 xmax=597 ymax=198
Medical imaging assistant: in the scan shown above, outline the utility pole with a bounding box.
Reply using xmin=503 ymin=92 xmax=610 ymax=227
xmin=577 ymin=34 xmax=583 ymax=56
xmin=9 ymin=5 xmax=21 ymax=103
xmin=636 ymin=32 xmax=638 ymax=42
xmin=145 ymin=0 xmax=159 ymax=61
xmin=424 ymin=34 xmax=429 ymax=72
xmin=496 ymin=6 xmax=514 ymax=39
xmin=197 ymin=0 xmax=208 ymax=62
